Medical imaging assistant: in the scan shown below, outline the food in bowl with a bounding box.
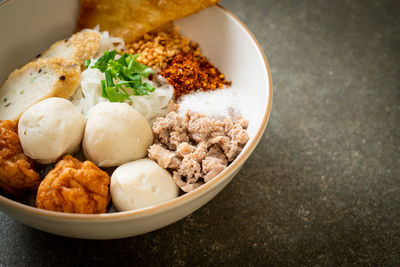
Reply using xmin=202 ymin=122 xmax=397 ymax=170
xmin=148 ymin=110 xmax=249 ymax=192
xmin=18 ymin=97 xmax=86 ymax=164
xmin=0 ymin=58 xmax=81 ymax=121
xmin=76 ymin=0 xmax=220 ymax=43
xmin=0 ymin=0 xmax=250 ymax=214
xmin=36 ymin=155 xmax=110 ymax=214
xmin=110 ymin=158 xmax=179 ymax=211
xmin=83 ymin=102 xmax=153 ymax=167
xmin=0 ymin=120 xmax=40 ymax=196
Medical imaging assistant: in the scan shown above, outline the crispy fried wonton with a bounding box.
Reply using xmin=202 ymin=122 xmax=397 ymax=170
xmin=76 ymin=0 xmax=220 ymax=43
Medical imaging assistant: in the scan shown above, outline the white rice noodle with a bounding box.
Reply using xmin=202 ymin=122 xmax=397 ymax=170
xmin=82 ymin=25 xmax=126 ymax=58
xmin=129 ymin=75 xmax=174 ymax=123
xmin=70 ymin=68 xmax=107 ymax=116
xmin=70 ymin=27 xmax=173 ymax=122
xmin=70 ymin=66 xmax=173 ymax=122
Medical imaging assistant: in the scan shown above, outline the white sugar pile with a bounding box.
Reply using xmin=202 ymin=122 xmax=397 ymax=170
xmin=178 ymin=88 xmax=242 ymax=119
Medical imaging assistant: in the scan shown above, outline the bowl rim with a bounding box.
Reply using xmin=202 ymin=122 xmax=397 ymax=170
xmin=0 ymin=4 xmax=273 ymax=221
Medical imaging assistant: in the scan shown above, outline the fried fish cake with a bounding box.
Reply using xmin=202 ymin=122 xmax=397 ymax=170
xmin=0 ymin=58 xmax=81 ymax=121
xmin=40 ymin=31 xmax=101 ymax=66
xmin=36 ymin=155 xmax=110 ymax=214
xmin=76 ymin=0 xmax=220 ymax=43
xmin=0 ymin=120 xmax=40 ymax=196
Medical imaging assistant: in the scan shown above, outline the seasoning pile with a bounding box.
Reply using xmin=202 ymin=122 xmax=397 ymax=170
xmin=127 ymin=29 xmax=231 ymax=98
xmin=161 ymin=52 xmax=231 ymax=98
xmin=178 ymin=88 xmax=242 ymax=119
xmin=127 ymin=28 xmax=202 ymax=69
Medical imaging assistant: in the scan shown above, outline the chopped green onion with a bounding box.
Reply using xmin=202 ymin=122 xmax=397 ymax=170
xmin=84 ymin=59 xmax=91 ymax=68
xmin=100 ymin=80 xmax=107 ymax=98
xmin=91 ymin=50 xmax=155 ymax=102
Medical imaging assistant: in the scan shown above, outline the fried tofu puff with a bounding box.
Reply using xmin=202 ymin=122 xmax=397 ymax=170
xmin=36 ymin=155 xmax=110 ymax=214
xmin=0 ymin=120 xmax=40 ymax=196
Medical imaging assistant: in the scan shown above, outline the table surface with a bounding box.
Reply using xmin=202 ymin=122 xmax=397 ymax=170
xmin=1 ymin=0 xmax=399 ymax=265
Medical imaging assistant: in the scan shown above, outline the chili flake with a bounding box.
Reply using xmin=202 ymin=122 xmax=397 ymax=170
xmin=161 ymin=52 xmax=231 ymax=98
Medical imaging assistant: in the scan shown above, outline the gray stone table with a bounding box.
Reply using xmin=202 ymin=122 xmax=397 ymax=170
xmin=1 ymin=0 xmax=399 ymax=265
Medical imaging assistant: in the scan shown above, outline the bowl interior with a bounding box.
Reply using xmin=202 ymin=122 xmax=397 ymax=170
xmin=0 ymin=0 xmax=80 ymax=83
xmin=0 ymin=3 xmax=271 ymax=226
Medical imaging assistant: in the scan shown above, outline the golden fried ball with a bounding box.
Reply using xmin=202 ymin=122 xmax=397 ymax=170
xmin=36 ymin=155 xmax=110 ymax=214
xmin=0 ymin=120 xmax=40 ymax=196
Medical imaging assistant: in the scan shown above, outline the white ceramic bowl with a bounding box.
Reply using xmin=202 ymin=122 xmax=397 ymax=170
xmin=0 ymin=0 xmax=272 ymax=239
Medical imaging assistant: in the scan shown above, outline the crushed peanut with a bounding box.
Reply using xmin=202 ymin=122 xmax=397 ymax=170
xmin=126 ymin=28 xmax=203 ymax=69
